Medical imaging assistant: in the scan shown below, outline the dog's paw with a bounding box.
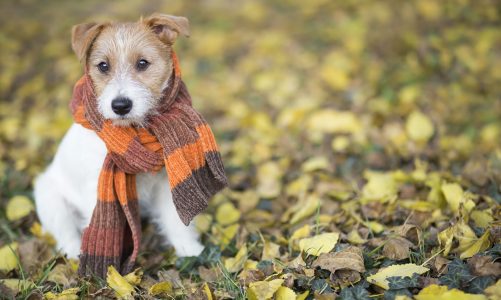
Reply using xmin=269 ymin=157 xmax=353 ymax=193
xmin=174 ymin=240 xmax=204 ymax=257
xmin=60 ymin=240 xmax=81 ymax=259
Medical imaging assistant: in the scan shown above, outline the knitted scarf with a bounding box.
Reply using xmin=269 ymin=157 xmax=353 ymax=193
xmin=70 ymin=52 xmax=228 ymax=278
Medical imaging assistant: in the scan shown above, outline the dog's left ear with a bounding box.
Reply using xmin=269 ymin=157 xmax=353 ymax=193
xmin=142 ymin=13 xmax=190 ymax=45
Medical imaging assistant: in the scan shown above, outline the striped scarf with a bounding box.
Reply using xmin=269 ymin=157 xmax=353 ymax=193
xmin=70 ymin=52 xmax=227 ymax=278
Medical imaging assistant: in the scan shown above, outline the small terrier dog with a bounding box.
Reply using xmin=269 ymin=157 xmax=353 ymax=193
xmin=34 ymin=13 xmax=204 ymax=259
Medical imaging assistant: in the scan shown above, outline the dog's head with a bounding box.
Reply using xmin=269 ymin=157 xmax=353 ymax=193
xmin=71 ymin=14 xmax=189 ymax=126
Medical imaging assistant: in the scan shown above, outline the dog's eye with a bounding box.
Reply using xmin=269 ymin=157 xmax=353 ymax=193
xmin=136 ymin=59 xmax=150 ymax=71
xmin=97 ymin=62 xmax=109 ymax=73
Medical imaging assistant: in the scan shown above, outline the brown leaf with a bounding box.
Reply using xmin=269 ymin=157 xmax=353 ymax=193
xmin=330 ymin=269 xmax=362 ymax=287
xmin=238 ymin=269 xmax=264 ymax=286
xmin=432 ymin=256 xmax=450 ymax=275
xmin=467 ymin=255 xmax=501 ymax=277
xmin=198 ymin=266 xmax=222 ymax=282
xmin=18 ymin=239 xmax=52 ymax=275
xmin=157 ymin=269 xmax=182 ymax=288
xmin=382 ymin=237 xmax=414 ymax=260
xmin=312 ymin=246 xmax=365 ymax=273
xmin=394 ymin=224 xmax=421 ymax=244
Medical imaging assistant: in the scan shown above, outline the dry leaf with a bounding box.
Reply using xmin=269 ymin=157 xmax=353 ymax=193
xmin=299 ymin=232 xmax=340 ymax=256
xmin=312 ymin=246 xmax=365 ymax=273
xmin=367 ymin=263 xmax=429 ymax=290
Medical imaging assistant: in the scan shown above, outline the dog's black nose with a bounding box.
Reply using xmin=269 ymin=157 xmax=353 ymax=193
xmin=111 ymin=97 xmax=133 ymax=115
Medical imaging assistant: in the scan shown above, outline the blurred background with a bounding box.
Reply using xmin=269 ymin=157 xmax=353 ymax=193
xmin=1 ymin=0 xmax=500 ymax=192
xmin=0 ymin=0 xmax=501 ymax=297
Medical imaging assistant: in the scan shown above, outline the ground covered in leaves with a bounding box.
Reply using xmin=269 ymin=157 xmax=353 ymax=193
xmin=1 ymin=0 xmax=501 ymax=299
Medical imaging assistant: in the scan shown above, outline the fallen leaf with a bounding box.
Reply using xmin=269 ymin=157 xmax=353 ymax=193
xmin=415 ymin=284 xmax=487 ymax=300
xmin=224 ymin=244 xmax=248 ymax=273
xmin=6 ymin=195 xmax=34 ymax=221
xmin=123 ymin=268 xmax=143 ymax=285
xmin=0 ymin=243 xmax=18 ymax=272
xmin=288 ymin=195 xmax=320 ymax=224
xmin=299 ymin=232 xmax=340 ymax=256
xmin=262 ymin=241 xmax=280 ymax=261
xmin=312 ymin=246 xmax=365 ymax=273
xmin=367 ymin=263 xmax=429 ymax=290
xmin=406 ymin=110 xmax=434 ymax=143
xmin=382 ymin=237 xmax=414 ymax=260
xmin=257 ymin=161 xmax=283 ymax=198
xmin=216 ymin=202 xmax=241 ymax=226
xmin=362 ymin=171 xmax=398 ymax=202
xmin=275 ymin=286 xmax=296 ymax=300
xmin=107 ymin=265 xmax=135 ymax=299
xmin=247 ymin=279 xmax=284 ymax=300
xmin=307 ymin=110 xmax=362 ymax=134
xmin=148 ymin=282 xmax=173 ymax=297
xmin=45 ymin=287 xmax=79 ymax=300
xmin=467 ymin=255 xmax=501 ymax=277
xmin=485 ymin=279 xmax=501 ymax=300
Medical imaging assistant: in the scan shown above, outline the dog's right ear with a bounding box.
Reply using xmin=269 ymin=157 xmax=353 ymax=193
xmin=71 ymin=22 xmax=107 ymax=63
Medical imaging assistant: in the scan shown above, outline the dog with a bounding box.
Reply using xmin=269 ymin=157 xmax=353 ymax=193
xmin=34 ymin=13 xmax=204 ymax=259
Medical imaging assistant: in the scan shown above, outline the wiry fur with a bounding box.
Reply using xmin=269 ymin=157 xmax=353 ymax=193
xmin=34 ymin=14 xmax=203 ymax=259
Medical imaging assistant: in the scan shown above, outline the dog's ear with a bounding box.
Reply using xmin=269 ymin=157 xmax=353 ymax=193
xmin=71 ymin=22 xmax=108 ymax=63
xmin=142 ymin=13 xmax=190 ymax=45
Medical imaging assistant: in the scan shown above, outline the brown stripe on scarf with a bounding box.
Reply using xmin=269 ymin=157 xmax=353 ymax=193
xmin=72 ymin=52 xmax=228 ymax=278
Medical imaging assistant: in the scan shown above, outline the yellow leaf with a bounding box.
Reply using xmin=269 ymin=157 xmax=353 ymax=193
xmin=470 ymin=210 xmax=493 ymax=228
xmin=485 ymin=279 xmax=501 ymax=300
xmin=224 ymin=244 xmax=247 ymax=273
xmin=307 ymin=110 xmax=362 ymax=134
xmin=194 ymin=214 xmax=213 ymax=233
xmin=247 ymin=279 xmax=284 ymax=300
xmin=415 ymin=284 xmax=487 ymax=300
xmin=441 ymin=182 xmax=465 ymax=213
xmin=289 ymin=195 xmax=320 ymax=224
xmin=286 ymin=175 xmax=312 ymax=196
xmin=216 ymin=202 xmax=241 ymax=226
xmin=438 ymin=226 xmax=455 ymax=256
xmin=362 ymin=171 xmax=398 ymax=202
xmin=212 ymin=224 xmax=239 ymax=249
xmin=6 ymin=195 xmax=34 ymax=221
xmin=347 ymin=230 xmax=367 ymax=245
xmin=301 ymin=156 xmax=329 ymax=172
xmin=364 ymin=221 xmax=385 ymax=234
xmin=290 ymin=225 xmax=311 ymax=243
xmin=262 ymin=241 xmax=280 ymax=261
xmin=460 ymin=230 xmax=490 ymax=259
xmin=107 ymin=265 xmax=135 ymax=299
xmin=44 ymin=288 xmax=80 ymax=300
xmin=331 ymin=136 xmax=350 ymax=152
xmin=367 ymin=263 xmax=429 ymax=290
xmin=203 ymin=282 xmax=213 ymax=300
xmin=275 ymin=286 xmax=296 ymax=300
xmin=257 ymin=161 xmax=283 ymax=198
xmin=0 ymin=242 xmax=18 ymax=272
xmin=123 ymin=268 xmax=143 ymax=286
xmin=299 ymin=232 xmax=340 ymax=256
xmin=148 ymin=282 xmax=173 ymax=296
xmin=405 ymin=110 xmax=434 ymax=143
xmin=29 ymin=222 xmax=56 ymax=246
xmin=0 ymin=279 xmax=34 ymax=293
xmin=296 ymin=290 xmax=310 ymax=300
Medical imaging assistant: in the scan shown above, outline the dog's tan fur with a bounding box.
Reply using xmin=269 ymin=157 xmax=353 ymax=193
xmin=71 ymin=14 xmax=190 ymax=125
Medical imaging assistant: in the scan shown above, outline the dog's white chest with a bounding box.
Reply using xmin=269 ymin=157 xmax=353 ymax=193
xmin=49 ymin=124 xmax=164 ymax=222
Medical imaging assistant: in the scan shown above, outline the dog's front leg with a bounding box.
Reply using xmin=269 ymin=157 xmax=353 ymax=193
xmin=143 ymin=172 xmax=204 ymax=257
xmin=34 ymin=170 xmax=82 ymax=258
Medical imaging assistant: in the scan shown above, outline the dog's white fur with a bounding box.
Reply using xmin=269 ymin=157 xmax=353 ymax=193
xmin=35 ymin=124 xmax=204 ymax=258
xmin=34 ymin=15 xmax=204 ymax=259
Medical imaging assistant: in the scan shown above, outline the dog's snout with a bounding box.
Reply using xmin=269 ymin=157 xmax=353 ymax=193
xmin=111 ymin=97 xmax=133 ymax=115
